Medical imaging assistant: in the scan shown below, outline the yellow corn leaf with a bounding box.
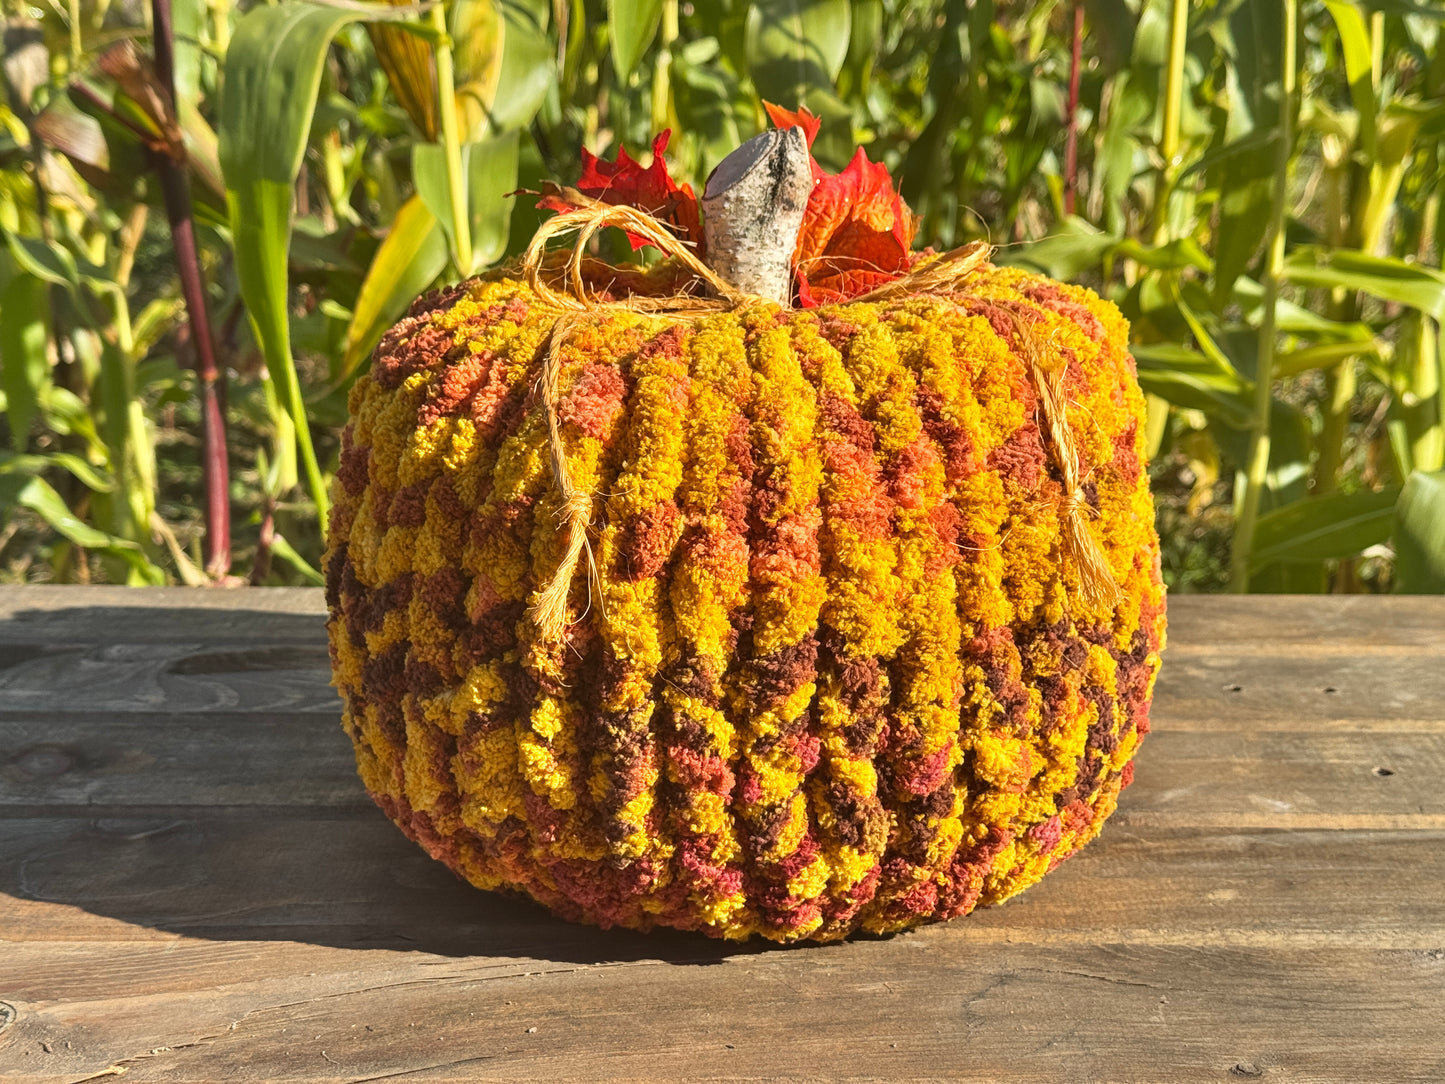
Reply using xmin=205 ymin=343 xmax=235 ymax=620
xmin=368 ymin=0 xmax=505 ymax=142
xmin=368 ymin=11 xmax=438 ymax=140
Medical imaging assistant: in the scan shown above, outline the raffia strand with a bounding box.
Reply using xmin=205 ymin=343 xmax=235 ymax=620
xmin=1007 ymin=308 xmax=1123 ymax=611
xmin=522 ymin=312 xmax=609 ymax=641
xmin=518 ymin=195 xmax=1115 ymax=644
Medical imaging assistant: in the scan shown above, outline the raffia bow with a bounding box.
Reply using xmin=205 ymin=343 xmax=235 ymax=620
xmin=515 ymin=192 xmax=1120 ymax=645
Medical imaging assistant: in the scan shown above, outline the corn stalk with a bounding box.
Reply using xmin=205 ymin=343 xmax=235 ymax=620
xmin=1229 ymin=0 xmax=1296 ymax=592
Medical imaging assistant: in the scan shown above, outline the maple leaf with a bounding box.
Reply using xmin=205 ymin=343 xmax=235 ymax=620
xmin=762 ymin=106 xmax=918 ymax=307
xmin=536 ymin=130 xmax=703 ymax=254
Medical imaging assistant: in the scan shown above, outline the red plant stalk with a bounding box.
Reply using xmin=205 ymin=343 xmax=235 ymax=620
xmin=151 ymin=0 xmax=231 ymax=579
xmin=1063 ymin=0 xmax=1084 ymax=217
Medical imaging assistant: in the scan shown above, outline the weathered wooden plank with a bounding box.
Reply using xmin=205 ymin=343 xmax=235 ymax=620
xmin=1 ymin=590 xmax=1442 ymax=1082
xmin=0 ymin=641 xmax=339 ymax=716
xmin=2 ymin=642 xmax=1440 ymax=732
xmin=3 ymin=941 xmax=1441 ymax=1082
xmin=0 ymin=586 xmax=326 ymax=645
xmin=1162 ymin=593 xmax=1445 ymax=650
xmin=1123 ymin=729 xmax=1445 ymax=821
xmin=3 ymin=588 xmax=1441 ymax=651
xmin=0 ymin=713 xmax=362 ymax=809
xmin=5 ymin=703 xmax=1441 ymax=825
xmin=1152 ymin=651 xmax=1445 ymax=731
xmin=4 ymin=607 xmax=1441 ymax=732
xmin=2 ymin=810 xmax=1440 ymax=946
xmin=4 ymin=642 xmax=1441 ymax=732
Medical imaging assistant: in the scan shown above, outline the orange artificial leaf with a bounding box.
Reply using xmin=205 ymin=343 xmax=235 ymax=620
xmin=792 ymin=146 xmax=918 ymax=307
xmin=762 ymin=101 xmax=822 ymax=149
xmin=537 ymin=130 xmax=703 ymax=253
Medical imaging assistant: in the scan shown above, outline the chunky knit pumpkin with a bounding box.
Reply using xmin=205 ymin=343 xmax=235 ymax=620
xmin=323 ymin=254 xmax=1167 ymax=942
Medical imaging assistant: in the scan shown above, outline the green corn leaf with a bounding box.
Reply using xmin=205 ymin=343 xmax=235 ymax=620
xmin=745 ymin=0 xmax=852 ymax=111
xmin=338 ymin=194 xmax=449 ymax=383
xmin=1211 ymin=139 xmax=1278 ymax=304
xmin=609 ymin=0 xmax=663 ymax=81
xmin=1232 ymin=276 xmax=1376 ymax=341
xmin=131 ymin=297 xmax=187 ymax=361
xmin=1250 ymin=487 xmax=1401 ymax=567
xmin=219 ymin=0 xmax=421 ymax=531
xmin=269 ymin=530 xmax=326 ymax=586
xmin=1395 ymin=470 xmax=1445 ymax=593
xmin=1323 ymin=0 xmax=1376 ymax=158
xmin=1132 ymin=343 xmax=1255 ymax=429
xmin=1212 ymin=394 xmax=1313 ymax=513
xmin=839 ymin=0 xmax=881 ymax=98
xmin=1360 ymin=0 xmax=1445 ymax=19
xmin=40 ymin=386 xmax=107 ymax=459
xmin=1098 ymin=71 xmax=1151 ymax=237
xmin=0 ymin=471 xmax=163 ymax=582
xmin=171 ymin=0 xmax=204 ymax=105
xmin=45 ymin=452 xmax=116 ymax=493
xmin=453 ymin=0 xmax=507 ymax=139
xmin=466 ymin=131 xmax=520 ymax=266
xmin=1114 ymin=236 xmax=1215 ymax=274
xmin=1007 ymin=218 xmax=1119 ymax=280
xmin=671 ymin=37 xmax=745 ymax=177
xmin=413 ymin=130 xmax=519 ymax=274
xmin=4 ymin=233 xmax=79 ymax=292
xmin=220 ymin=2 xmax=427 ymax=192
xmin=0 ymin=450 xmax=114 ymax=493
xmin=1274 ymin=339 xmax=1380 ymax=379
xmin=0 ymin=274 xmax=51 ymax=450
xmin=488 ymin=2 xmax=554 ymax=132
xmin=413 ymin=141 xmax=461 ymax=267
xmin=1173 ymin=292 xmax=1239 ymax=375
xmin=1282 ymin=248 xmax=1445 ymax=321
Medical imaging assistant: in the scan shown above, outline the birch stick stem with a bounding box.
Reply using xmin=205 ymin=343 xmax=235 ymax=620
xmin=701 ymin=127 xmax=813 ymax=305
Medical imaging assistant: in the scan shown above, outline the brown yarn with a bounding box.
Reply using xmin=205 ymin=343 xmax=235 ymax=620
xmin=515 ymin=195 xmax=1117 ymax=643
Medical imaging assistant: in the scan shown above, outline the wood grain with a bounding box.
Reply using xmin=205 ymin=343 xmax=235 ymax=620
xmin=0 ymin=642 xmax=338 ymax=716
xmin=3 ymin=943 xmax=1442 ymax=1082
xmin=1161 ymin=593 xmax=1445 ymax=649
xmin=1152 ymin=651 xmax=1445 ymax=731
xmin=1 ymin=590 xmax=1442 ymax=1083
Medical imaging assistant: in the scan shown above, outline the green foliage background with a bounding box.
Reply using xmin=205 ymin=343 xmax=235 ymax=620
xmin=1 ymin=0 xmax=1443 ymax=591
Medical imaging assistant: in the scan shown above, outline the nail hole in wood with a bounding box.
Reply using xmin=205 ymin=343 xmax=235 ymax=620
xmin=1372 ymin=766 xmax=1395 ymax=777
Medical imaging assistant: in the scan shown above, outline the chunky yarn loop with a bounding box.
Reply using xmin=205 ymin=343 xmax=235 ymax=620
xmin=514 ymin=196 xmax=1118 ymax=643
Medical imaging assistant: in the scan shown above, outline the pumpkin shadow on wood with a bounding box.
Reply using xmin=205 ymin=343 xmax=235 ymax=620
xmin=0 ymin=603 xmax=808 ymax=965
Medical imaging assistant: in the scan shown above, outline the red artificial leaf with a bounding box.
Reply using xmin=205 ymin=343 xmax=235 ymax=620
xmin=762 ymin=101 xmax=821 ymax=149
xmin=796 ymin=147 xmax=910 ymax=266
xmin=536 ymin=130 xmax=703 ymax=253
xmin=793 ymin=147 xmax=918 ymax=307
xmin=760 ymin=109 xmax=919 ymax=307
